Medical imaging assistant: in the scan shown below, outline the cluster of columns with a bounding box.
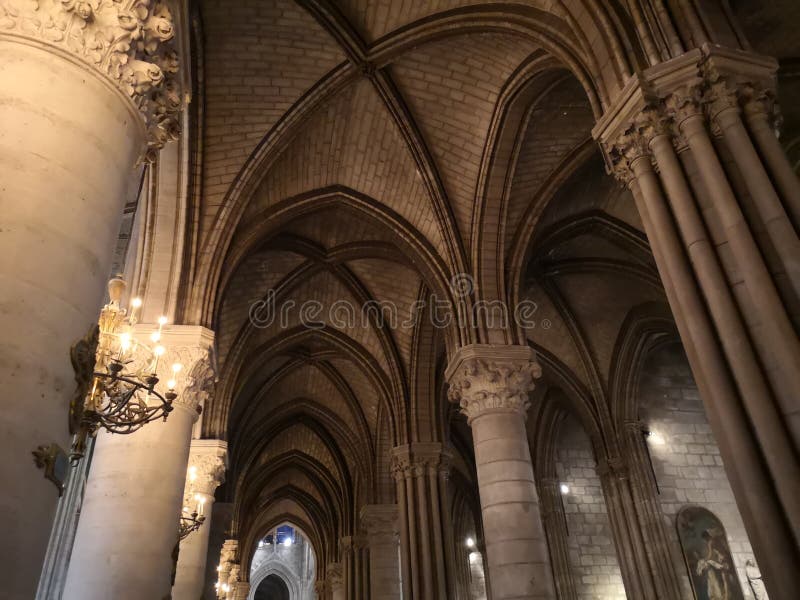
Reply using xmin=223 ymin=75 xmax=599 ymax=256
xmin=360 ymin=504 xmax=401 ymax=599
xmin=595 ymin=43 xmax=800 ymax=600
xmin=390 ymin=442 xmax=453 ymax=599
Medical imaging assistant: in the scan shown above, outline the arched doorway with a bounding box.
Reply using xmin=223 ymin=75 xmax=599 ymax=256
xmin=254 ymin=574 xmax=290 ymax=600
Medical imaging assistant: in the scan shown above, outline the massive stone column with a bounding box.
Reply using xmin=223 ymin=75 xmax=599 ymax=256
xmin=173 ymin=440 xmax=228 ymax=600
xmin=594 ymin=44 xmax=800 ymax=599
xmin=63 ymin=326 xmax=215 ymax=600
xmin=446 ymin=344 xmax=556 ymax=600
xmin=0 ymin=3 xmax=181 ymax=597
xmin=390 ymin=443 xmax=450 ymax=599
xmin=361 ymin=504 xmax=401 ymax=600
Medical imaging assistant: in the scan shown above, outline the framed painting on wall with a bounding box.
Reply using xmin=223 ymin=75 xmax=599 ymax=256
xmin=676 ymin=506 xmax=744 ymax=600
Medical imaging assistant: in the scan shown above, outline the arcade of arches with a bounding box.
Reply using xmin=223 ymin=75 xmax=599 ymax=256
xmin=1 ymin=1 xmax=800 ymax=599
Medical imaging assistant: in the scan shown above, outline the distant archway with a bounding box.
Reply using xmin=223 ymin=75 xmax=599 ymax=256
xmin=254 ymin=574 xmax=290 ymax=600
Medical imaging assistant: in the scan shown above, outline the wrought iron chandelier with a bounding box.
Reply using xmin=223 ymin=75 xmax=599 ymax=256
xmin=70 ymin=276 xmax=183 ymax=461
xmin=178 ymin=466 xmax=207 ymax=540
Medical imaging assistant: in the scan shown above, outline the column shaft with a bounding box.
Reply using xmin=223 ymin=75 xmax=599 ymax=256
xmin=0 ymin=39 xmax=144 ymax=600
xmin=680 ymin=114 xmax=800 ymax=435
xmin=472 ymin=410 xmax=554 ymax=599
xmin=744 ymin=109 xmax=800 ymax=227
xmin=361 ymin=505 xmax=401 ymax=600
xmin=650 ymin=133 xmax=800 ymax=529
xmin=63 ymin=404 xmax=196 ymax=599
xmin=629 ymin=155 xmax=800 ymax=598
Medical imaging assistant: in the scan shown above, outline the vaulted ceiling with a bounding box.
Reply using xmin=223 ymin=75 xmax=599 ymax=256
xmin=179 ymin=0 xmax=800 ymax=574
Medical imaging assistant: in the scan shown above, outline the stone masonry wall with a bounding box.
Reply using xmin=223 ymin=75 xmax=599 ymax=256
xmin=555 ymin=415 xmax=626 ymax=600
xmin=638 ymin=341 xmax=757 ymax=599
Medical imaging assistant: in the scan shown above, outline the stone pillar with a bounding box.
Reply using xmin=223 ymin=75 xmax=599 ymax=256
xmin=361 ymin=504 xmax=401 ymax=600
xmin=327 ymin=563 xmax=344 ymax=600
xmin=594 ymin=45 xmax=800 ymax=598
xmin=446 ymin=344 xmax=556 ymax=600
xmin=537 ymin=479 xmax=577 ymax=599
xmin=63 ymin=326 xmax=215 ymax=600
xmin=173 ymin=440 xmax=228 ymax=600
xmin=231 ymin=580 xmax=250 ymax=600
xmin=0 ymin=2 xmax=181 ymax=597
xmin=216 ymin=540 xmax=238 ymax=599
xmin=390 ymin=443 xmax=450 ymax=599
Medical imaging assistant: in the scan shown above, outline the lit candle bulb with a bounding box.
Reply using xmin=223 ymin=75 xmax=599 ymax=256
xmin=129 ymin=297 xmax=142 ymax=324
xmin=167 ymin=379 xmax=177 ymax=391
xmin=118 ymin=332 xmax=132 ymax=360
xmin=150 ymin=330 xmax=161 ymax=343
xmin=152 ymin=345 xmax=165 ymax=372
xmin=172 ymin=362 xmax=183 ymax=374
xmin=197 ymin=495 xmax=206 ymax=516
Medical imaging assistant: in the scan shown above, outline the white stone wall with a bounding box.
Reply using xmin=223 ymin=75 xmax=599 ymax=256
xmin=555 ymin=416 xmax=626 ymax=600
xmin=638 ymin=342 xmax=757 ymax=599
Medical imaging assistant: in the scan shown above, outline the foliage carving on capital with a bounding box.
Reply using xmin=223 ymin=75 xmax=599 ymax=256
xmin=664 ymin=84 xmax=704 ymax=126
xmin=179 ymin=348 xmax=216 ymax=411
xmin=447 ymin=352 xmax=541 ymax=424
xmin=0 ymin=0 xmax=182 ymax=159
xmin=326 ymin=563 xmax=343 ymax=588
xmin=187 ymin=451 xmax=226 ymax=496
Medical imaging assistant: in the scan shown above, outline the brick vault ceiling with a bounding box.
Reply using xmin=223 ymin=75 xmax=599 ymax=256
xmin=192 ymin=0 xmax=800 ymax=554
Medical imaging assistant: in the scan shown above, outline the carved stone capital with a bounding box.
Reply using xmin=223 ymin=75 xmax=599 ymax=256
xmin=360 ymin=504 xmax=399 ymax=539
xmin=445 ymin=344 xmax=541 ymax=424
xmin=185 ymin=439 xmax=227 ymax=497
xmin=131 ymin=325 xmax=216 ymax=414
xmin=326 ymin=562 xmax=343 ymax=588
xmin=0 ymin=0 xmax=183 ymax=159
xmin=390 ymin=442 xmax=449 ymax=480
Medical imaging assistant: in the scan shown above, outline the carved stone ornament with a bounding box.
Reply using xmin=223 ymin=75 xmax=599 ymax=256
xmin=186 ymin=449 xmax=226 ymax=497
xmin=446 ymin=345 xmax=541 ymax=424
xmin=0 ymin=0 xmax=183 ymax=160
xmin=68 ymin=323 xmax=99 ymax=435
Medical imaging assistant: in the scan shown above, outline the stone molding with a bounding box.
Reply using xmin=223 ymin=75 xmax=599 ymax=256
xmin=185 ymin=439 xmax=227 ymax=497
xmin=360 ymin=504 xmax=399 ymax=539
xmin=445 ymin=344 xmax=541 ymax=424
xmin=593 ymin=44 xmax=780 ymax=183
xmin=389 ymin=442 xmax=451 ymax=480
xmin=0 ymin=0 xmax=183 ymax=158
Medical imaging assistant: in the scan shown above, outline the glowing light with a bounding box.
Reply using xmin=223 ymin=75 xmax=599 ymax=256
xmin=158 ymin=315 xmax=168 ymax=326
xmin=188 ymin=466 xmax=197 ymax=482
xmin=150 ymin=331 xmax=161 ymax=343
xmin=465 ymin=537 xmax=475 ymax=548
xmin=283 ymin=538 xmax=293 ymax=547
xmin=167 ymin=379 xmax=177 ymax=390
xmin=646 ymin=431 xmax=666 ymax=446
xmin=172 ymin=363 xmax=183 ymax=374
xmin=153 ymin=345 xmax=165 ymax=357
xmin=119 ymin=332 xmax=132 ymax=351
xmin=469 ymin=551 xmax=480 ymax=564
xmin=560 ymin=483 xmax=570 ymax=495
